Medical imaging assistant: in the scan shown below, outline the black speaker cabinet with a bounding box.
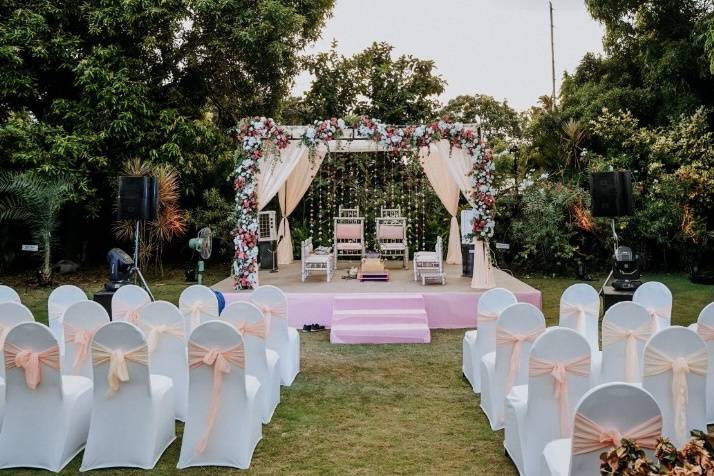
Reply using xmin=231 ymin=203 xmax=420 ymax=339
xmin=258 ymin=241 xmax=276 ymax=270
xmin=461 ymin=243 xmax=475 ymax=277
xmin=117 ymin=176 xmax=159 ymax=220
xmin=93 ymin=289 xmax=116 ymax=318
xmin=589 ymin=171 xmax=634 ymax=217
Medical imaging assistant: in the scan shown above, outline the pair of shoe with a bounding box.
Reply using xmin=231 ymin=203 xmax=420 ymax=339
xmin=302 ymin=323 xmax=325 ymax=332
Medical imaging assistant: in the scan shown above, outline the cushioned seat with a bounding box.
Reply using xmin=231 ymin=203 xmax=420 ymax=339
xmin=336 ymin=242 xmax=363 ymax=251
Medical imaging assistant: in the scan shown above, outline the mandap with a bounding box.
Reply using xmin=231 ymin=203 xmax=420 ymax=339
xmin=230 ymin=116 xmax=496 ymax=291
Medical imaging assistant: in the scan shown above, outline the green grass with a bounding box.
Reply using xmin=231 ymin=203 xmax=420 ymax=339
xmin=1 ymin=268 xmax=712 ymax=474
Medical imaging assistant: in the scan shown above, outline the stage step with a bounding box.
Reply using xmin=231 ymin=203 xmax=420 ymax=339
xmin=330 ymin=293 xmax=431 ymax=344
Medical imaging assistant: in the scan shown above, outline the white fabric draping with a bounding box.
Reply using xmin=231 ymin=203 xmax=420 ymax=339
xmin=471 ymin=238 xmax=496 ymax=289
xmin=257 ymin=141 xmax=308 ymax=210
xmin=419 ymin=144 xmax=462 ymax=264
xmin=277 ymin=147 xmax=326 ymax=265
xmin=434 ymin=140 xmax=476 ymax=207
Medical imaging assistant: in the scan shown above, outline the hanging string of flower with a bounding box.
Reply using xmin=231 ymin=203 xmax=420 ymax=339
xmin=231 ymin=115 xmax=494 ymax=290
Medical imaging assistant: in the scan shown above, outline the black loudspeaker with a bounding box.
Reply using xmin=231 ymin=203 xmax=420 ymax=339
xmin=589 ymin=171 xmax=634 ymax=217
xmin=258 ymin=241 xmax=276 ymax=270
xmin=117 ymin=176 xmax=159 ymax=220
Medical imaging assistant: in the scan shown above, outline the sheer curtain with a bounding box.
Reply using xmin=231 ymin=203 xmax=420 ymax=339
xmin=419 ymin=144 xmax=462 ymax=264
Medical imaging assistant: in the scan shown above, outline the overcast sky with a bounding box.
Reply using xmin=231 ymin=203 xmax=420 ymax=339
xmin=292 ymin=0 xmax=605 ymax=112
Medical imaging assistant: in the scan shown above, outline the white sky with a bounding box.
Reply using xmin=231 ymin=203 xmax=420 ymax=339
xmin=292 ymin=0 xmax=605 ymax=112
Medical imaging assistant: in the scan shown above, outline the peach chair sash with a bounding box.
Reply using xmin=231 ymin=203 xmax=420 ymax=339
xmin=0 ymin=323 xmax=15 ymax=345
xmin=602 ymin=320 xmax=652 ymax=383
xmin=645 ymin=306 xmax=671 ymax=331
xmin=529 ymin=354 xmax=591 ymax=437
xmin=4 ymin=344 xmax=60 ymax=389
xmin=250 ymin=299 xmax=287 ymax=320
xmin=113 ymin=298 xmax=149 ymax=324
xmin=48 ymin=303 xmax=68 ymax=323
xmin=697 ymin=322 xmax=714 ymax=341
xmin=64 ymin=323 xmax=101 ymax=374
xmin=561 ymin=301 xmax=598 ymax=336
xmin=476 ymin=310 xmax=500 ymax=324
xmin=188 ymin=341 xmax=246 ymax=455
xmin=572 ymin=412 xmax=661 ymax=455
xmin=643 ymin=346 xmax=707 ymax=442
xmin=184 ymin=301 xmax=218 ymax=330
xmin=91 ymin=342 xmax=149 ymax=397
xmin=138 ymin=321 xmax=185 ymax=353
xmin=496 ymin=325 xmax=544 ymax=397
xmin=234 ymin=320 xmax=267 ymax=340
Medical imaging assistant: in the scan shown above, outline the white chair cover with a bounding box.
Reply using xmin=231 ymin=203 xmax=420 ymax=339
xmin=0 ymin=301 xmax=34 ymax=426
xmin=558 ymin=283 xmax=600 ymax=351
xmin=81 ymin=322 xmax=175 ymax=471
xmin=642 ymin=326 xmax=707 ymax=448
xmin=62 ymin=301 xmax=109 ymax=379
xmin=504 ymin=327 xmax=591 ymax=476
xmin=48 ymin=284 xmax=87 ymax=354
xmin=632 ymin=281 xmax=672 ymax=333
xmin=462 ymin=288 xmax=518 ymax=393
xmin=111 ymin=284 xmax=151 ymax=324
xmin=251 ymin=285 xmax=300 ymax=386
xmin=0 ymin=322 xmax=92 ymax=472
xmin=0 ymin=285 xmax=20 ymax=304
xmin=693 ymin=303 xmax=714 ymax=423
xmin=599 ymin=301 xmax=652 ymax=384
xmin=177 ymin=321 xmax=262 ymax=469
xmin=541 ymin=383 xmax=662 ymax=476
xmin=138 ymin=300 xmax=189 ymax=422
xmin=480 ymin=302 xmax=545 ymax=430
xmin=179 ymin=285 xmax=219 ymax=337
xmin=222 ymin=302 xmax=281 ymax=424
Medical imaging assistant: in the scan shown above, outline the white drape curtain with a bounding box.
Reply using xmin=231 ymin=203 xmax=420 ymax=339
xmin=419 ymin=144 xmax=462 ymax=264
xmin=257 ymin=141 xmax=306 ymax=210
xmin=435 ymin=140 xmax=477 ymax=207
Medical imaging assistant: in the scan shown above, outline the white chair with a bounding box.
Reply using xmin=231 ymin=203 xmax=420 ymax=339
xmin=111 ymin=284 xmax=151 ymax=324
xmin=177 ymin=321 xmax=262 ymax=469
xmin=81 ymin=321 xmax=175 ymax=471
xmin=599 ymin=301 xmax=653 ymax=384
xmin=251 ymin=285 xmax=299 ymax=386
xmin=558 ymin=283 xmax=599 ymax=351
xmin=480 ymin=302 xmax=545 ymax=430
xmin=334 ymin=212 xmax=365 ymax=267
xmin=48 ymin=284 xmax=87 ymax=353
xmin=633 ymin=281 xmax=672 ymax=333
xmin=179 ymin=285 xmax=219 ymax=337
xmin=375 ymin=212 xmax=408 ymax=269
xmin=137 ymin=300 xmax=189 ymax=421
xmin=0 ymin=302 xmax=34 ymax=426
xmin=692 ymin=303 xmax=714 ymax=422
xmin=413 ymin=236 xmax=444 ymax=282
xmin=62 ymin=300 xmax=110 ymax=379
xmin=541 ymin=383 xmax=662 ymax=476
xmin=642 ymin=326 xmax=707 ymax=448
xmin=0 ymin=322 xmax=92 ymax=472
xmin=504 ymin=327 xmax=591 ymax=476
xmin=0 ymin=285 xmax=20 ymax=304
xmin=222 ymin=302 xmax=280 ymax=424
xmin=462 ymin=288 xmax=518 ymax=393
xmin=301 ymin=237 xmax=334 ymax=282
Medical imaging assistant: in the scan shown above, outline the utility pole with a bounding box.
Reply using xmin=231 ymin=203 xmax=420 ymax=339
xmin=549 ymin=1 xmax=557 ymax=107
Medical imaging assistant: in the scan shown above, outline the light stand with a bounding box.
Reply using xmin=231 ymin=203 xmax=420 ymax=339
xmin=131 ymin=219 xmax=155 ymax=301
xmin=270 ymin=235 xmax=284 ymax=273
xmin=599 ymin=219 xmax=618 ymax=294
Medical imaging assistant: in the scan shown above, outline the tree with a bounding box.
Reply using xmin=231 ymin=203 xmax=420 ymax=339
xmin=440 ymin=94 xmax=523 ymax=143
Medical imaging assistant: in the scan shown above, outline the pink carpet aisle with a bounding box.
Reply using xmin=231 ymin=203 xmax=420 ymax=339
xmin=215 ymin=263 xmax=542 ymax=339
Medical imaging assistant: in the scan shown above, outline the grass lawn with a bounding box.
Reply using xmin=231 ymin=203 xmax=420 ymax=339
xmin=1 ymin=267 xmax=713 ymax=475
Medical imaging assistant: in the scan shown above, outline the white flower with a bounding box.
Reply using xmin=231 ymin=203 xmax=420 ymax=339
xmin=414 ymin=126 xmax=425 ymax=137
xmin=391 ymin=135 xmax=402 ymax=144
xmin=337 ymin=118 xmax=346 ymax=129
xmin=306 ymin=127 xmax=316 ymax=139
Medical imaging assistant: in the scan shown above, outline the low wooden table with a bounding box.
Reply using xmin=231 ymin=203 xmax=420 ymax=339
xmin=421 ymin=272 xmax=446 ymax=286
xmin=358 ymin=256 xmax=390 ymax=282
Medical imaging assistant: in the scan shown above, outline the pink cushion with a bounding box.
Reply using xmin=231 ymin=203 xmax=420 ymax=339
xmin=378 ymin=225 xmax=404 ymax=240
xmin=336 ymin=224 xmax=362 ymax=240
xmin=337 ymin=242 xmax=363 ymax=250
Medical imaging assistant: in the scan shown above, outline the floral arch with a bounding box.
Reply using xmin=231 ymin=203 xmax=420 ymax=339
xmin=231 ymin=116 xmax=496 ymax=290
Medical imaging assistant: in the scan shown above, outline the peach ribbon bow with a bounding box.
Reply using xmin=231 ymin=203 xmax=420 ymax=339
xmin=91 ymin=342 xmax=149 ymax=397
xmin=572 ymin=412 xmax=662 ymax=455
xmin=645 ymin=305 xmax=671 ymax=332
xmin=561 ymin=301 xmax=598 ymax=337
xmin=188 ymin=341 xmax=245 ymax=455
xmin=182 ymin=301 xmax=217 ymax=331
xmin=602 ymin=320 xmax=652 ymax=383
xmin=64 ymin=323 xmax=101 ymax=374
xmin=113 ymin=298 xmax=149 ymax=324
xmin=138 ymin=322 xmax=185 ymax=353
xmin=5 ymin=344 xmax=60 ymax=389
xmin=496 ymin=325 xmax=545 ymax=397
xmin=644 ymin=346 xmax=707 ymax=442
xmin=529 ymin=354 xmax=591 ymax=437
xmin=234 ymin=320 xmax=267 ymax=340
xmin=697 ymin=322 xmax=714 ymax=341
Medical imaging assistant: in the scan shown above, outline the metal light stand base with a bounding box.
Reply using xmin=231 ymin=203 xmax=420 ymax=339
xmin=131 ymin=220 xmax=155 ymax=301
xmin=599 ymin=219 xmax=619 ymax=295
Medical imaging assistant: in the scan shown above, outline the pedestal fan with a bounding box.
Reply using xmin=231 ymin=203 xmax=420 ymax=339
xmin=188 ymin=227 xmax=212 ymax=285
